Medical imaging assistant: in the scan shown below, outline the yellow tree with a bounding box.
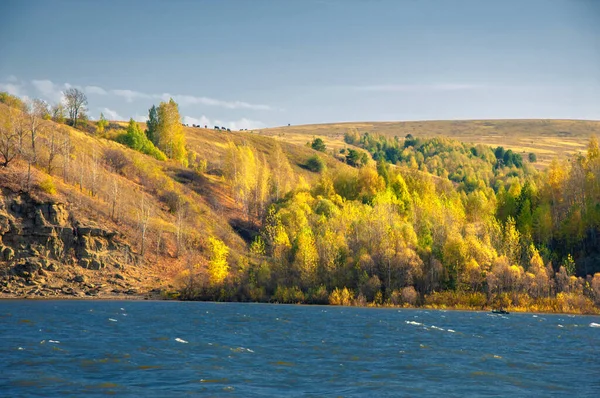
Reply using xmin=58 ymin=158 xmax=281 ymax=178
xmin=156 ymin=98 xmax=187 ymax=165
xmin=293 ymin=227 xmax=319 ymax=288
xmin=271 ymin=143 xmax=295 ymax=200
xmin=207 ymin=236 xmax=229 ymax=286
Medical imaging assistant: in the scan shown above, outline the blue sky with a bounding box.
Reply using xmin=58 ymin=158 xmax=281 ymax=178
xmin=1 ymin=0 xmax=599 ymax=128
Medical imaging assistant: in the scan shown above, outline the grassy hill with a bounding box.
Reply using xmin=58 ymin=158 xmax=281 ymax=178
xmin=256 ymin=119 xmax=600 ymax=168
xmin=0 ymin=102 xmax=350 ymax=298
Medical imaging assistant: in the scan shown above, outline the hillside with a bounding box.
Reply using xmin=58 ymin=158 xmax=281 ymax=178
xmin=0 ymin=101 xmax=345 ymax=299
xmin=256 ymin=119 xmax=600 ymax=168
xmin=1 ymin=93 xmax=600 ymax=314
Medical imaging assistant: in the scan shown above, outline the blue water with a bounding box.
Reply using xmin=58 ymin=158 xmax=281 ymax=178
xmin=1 ymin=301 xmax=599 ymax=397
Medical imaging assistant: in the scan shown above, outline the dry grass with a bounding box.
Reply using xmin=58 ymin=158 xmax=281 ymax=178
xmin=256 ymin=119 xmax=600 ymax=169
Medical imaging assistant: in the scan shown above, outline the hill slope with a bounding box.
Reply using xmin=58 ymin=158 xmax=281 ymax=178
xmin=257 ymin=119 xmax=600 ymax=168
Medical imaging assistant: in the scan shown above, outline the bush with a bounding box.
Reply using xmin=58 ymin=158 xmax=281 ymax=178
xmin=311 ymin=138 xmax=326 ymax=152
xmin=401 ymin=286 xmax=418 ymax=305
xmin=305 ymin=155 xmax=325 ymax=173
xmin=273 ymin=285 xmax=305 ymax=303
xmin=117 ymin=118 xmax=167 ymax=161
xmin=307 ymin=285 xmax=329 ymax=304
xmin=103 ymin=149 xmax=131 ymax=172
xmin=329 ymin=287 xmax=354 ymax=306
xmin=39 ymin=177 xmax=57 ymax=195
xmin=528 ymin=153 xmax=537 ymax=162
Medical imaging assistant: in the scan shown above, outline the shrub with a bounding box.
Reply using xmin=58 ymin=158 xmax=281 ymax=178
xmin=117 ymin=118 xmax=167 ymax=161
xmin=39 ymin=177 xmax=56 ymax=195
xmin=311 ymin=138 xmax=326 ymax=152
xmin=103 ymin=148 xmax=131 ymax=172
xmin=329 ymin=287 xmax=354 ymax=306
xmin=307 ymin=285 xmax=329 ymax=304
xmin=305 ymin=155 xmax=325 ymax=173
xmin=401 ymin=286 xmax=418 ymax=305
xmin=273 ymin=285 xmax=305 ymax=303
xmin=528 ymin=152 xmax=537 ymax=162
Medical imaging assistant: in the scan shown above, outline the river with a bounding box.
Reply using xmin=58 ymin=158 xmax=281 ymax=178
xmin=1 ymin=301 xmax=599 ymax=397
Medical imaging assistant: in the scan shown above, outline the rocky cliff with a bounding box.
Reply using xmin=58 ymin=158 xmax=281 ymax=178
xmin=0 ymin=190 xmax=156 ymax=298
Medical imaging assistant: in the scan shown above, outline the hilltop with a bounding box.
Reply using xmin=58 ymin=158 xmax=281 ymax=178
xmin=257 ymin=119 xmax=600 ymax=168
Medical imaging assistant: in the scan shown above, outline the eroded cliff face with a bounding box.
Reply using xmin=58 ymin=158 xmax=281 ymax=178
xmin=0 ymin=190 xmax=155 ymax=298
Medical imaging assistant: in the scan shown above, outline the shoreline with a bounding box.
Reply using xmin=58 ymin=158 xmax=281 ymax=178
xmin=1 ymin=295 xmax=598 ymax=316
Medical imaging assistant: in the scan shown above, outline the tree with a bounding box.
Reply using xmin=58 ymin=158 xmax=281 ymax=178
xmin=26 ymin=98 xmax=48 ymax=165
xmin=63 ymin=88 xmax=87 ymax=128
xmin=271 ymin=143 xmax=294 ymax=200
xmin=145 ymin=105 xmax=158 ymax=142
xmin=0 ymin=107 xmax=20 ymax=167
xmin=119 ymin=118 xmax=166 ymax=160
xmin=45 ymin=129 xmax=61 ymax=174
xmin=528 ymin=152 xmax=537 ymax=163
xmin=137 ymin=192 xmax=151 ymax=257
xmin=51 ymin=103 xmax=66 ymax=124
xmin=311 ymin=137 xmax=326 ymax=152
xmin=207 ymin=236 xmax=229 ymax=286
xmin=97 ymin=113 xmax=108 ymax=135
xmin=155 ymin=99 xmax=187 ymax=164
xmin=0 ymin=92 xmax=26 ymax=110
xmin=305 ymin=155 xmax=325 ymax=173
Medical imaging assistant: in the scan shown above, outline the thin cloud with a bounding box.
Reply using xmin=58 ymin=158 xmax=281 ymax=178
xmin=31 ymin=79 xmax=66 ymax=102
xmin=101 ymin=107 xmax=124 ymax=121
xmin=85 ymin=85 xmax=107 ymax=95
xmin=0 ymin=82 xmax=24 ymax=97
xmin=112 ymin=88 xmax=272 ymax=110
xmin=111 ymin=89 xmax=151 ymax=102
xmin=353 ymin=83 xmax=487 ymax=92
xmin=9 ymin=77 xmax=273 ymax=111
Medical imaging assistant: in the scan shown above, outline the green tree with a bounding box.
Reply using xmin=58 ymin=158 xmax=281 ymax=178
xmin=305 ymin=155 xmax=325 ymax=173
xmin=119 ymin=118 xmax=166 ymax=160
xmin=528 ymin=152 xmax=537 ymax=162
xmin=311 ymin=137 xmax=326 ymax=152
xmin=97 ymin=113 xmax=108 ymax=135
xmin=146 ymin=105 xmax=158 ymax=143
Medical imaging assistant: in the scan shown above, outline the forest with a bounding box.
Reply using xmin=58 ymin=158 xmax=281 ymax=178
xmin=1 ymin=90 xmax=600 ymax=313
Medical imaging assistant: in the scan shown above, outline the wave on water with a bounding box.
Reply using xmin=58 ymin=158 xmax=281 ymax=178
xmin=405 ymin=321 xmax=423 ymax=326
xmin=175 ymin=338 xmax=188 ymax=344
xmin=108 ymin=318 xmax=118 ymax=322
xmin=49 ymin=340 xmax=60 ymax=344
xmin=590 ymin=323 xmax=600 ymax=328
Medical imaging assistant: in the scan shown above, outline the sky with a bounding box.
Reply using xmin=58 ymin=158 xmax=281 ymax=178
xmin=0 ymin=0 xmax=599 ymax=128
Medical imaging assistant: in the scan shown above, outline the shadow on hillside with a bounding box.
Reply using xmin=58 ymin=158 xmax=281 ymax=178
xmin=228 ymin=218 xmax=259 ymax=244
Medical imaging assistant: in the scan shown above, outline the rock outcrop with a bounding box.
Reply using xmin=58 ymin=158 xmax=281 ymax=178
xmin=0 ymin=190 xmax=147 ymax=298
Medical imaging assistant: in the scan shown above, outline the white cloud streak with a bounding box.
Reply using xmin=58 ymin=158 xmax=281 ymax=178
xmin=352 ymin=83 xmax=486 ymax=92
xmin=4 ymin=77 xmax=273 ymax=112
xmin=85 ymin=85 xmax=107 ymax=95
xmin=101 ymin=107 xmax=124 ymax=121
xmin=112 ymin=89 xmax=273 ymax=110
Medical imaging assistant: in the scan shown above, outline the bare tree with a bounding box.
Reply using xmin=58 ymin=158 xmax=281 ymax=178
xmin=137 ymin=192 xmax=151 ymax=257
xmin=63 ymin=88 xmax=87 ymax=128
xmin=175 ymin=195 xmax=188 ymax=257
xmin=62 ymin=134 xmax=72 ymax=182
xmin=78 ymin=153 xmax=86 ymax=192
xmin=110 ymin=174 xmax=120 ymax=220
xmin=26 ymin=98 xmax=48 ymax=164
xmin=90 ymin=148 xmax=99 ymax=197
xmin=0 ymin=108 xmax=20 ymax=167
xmin=46 ymin=129 xmax=61 ymax=174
